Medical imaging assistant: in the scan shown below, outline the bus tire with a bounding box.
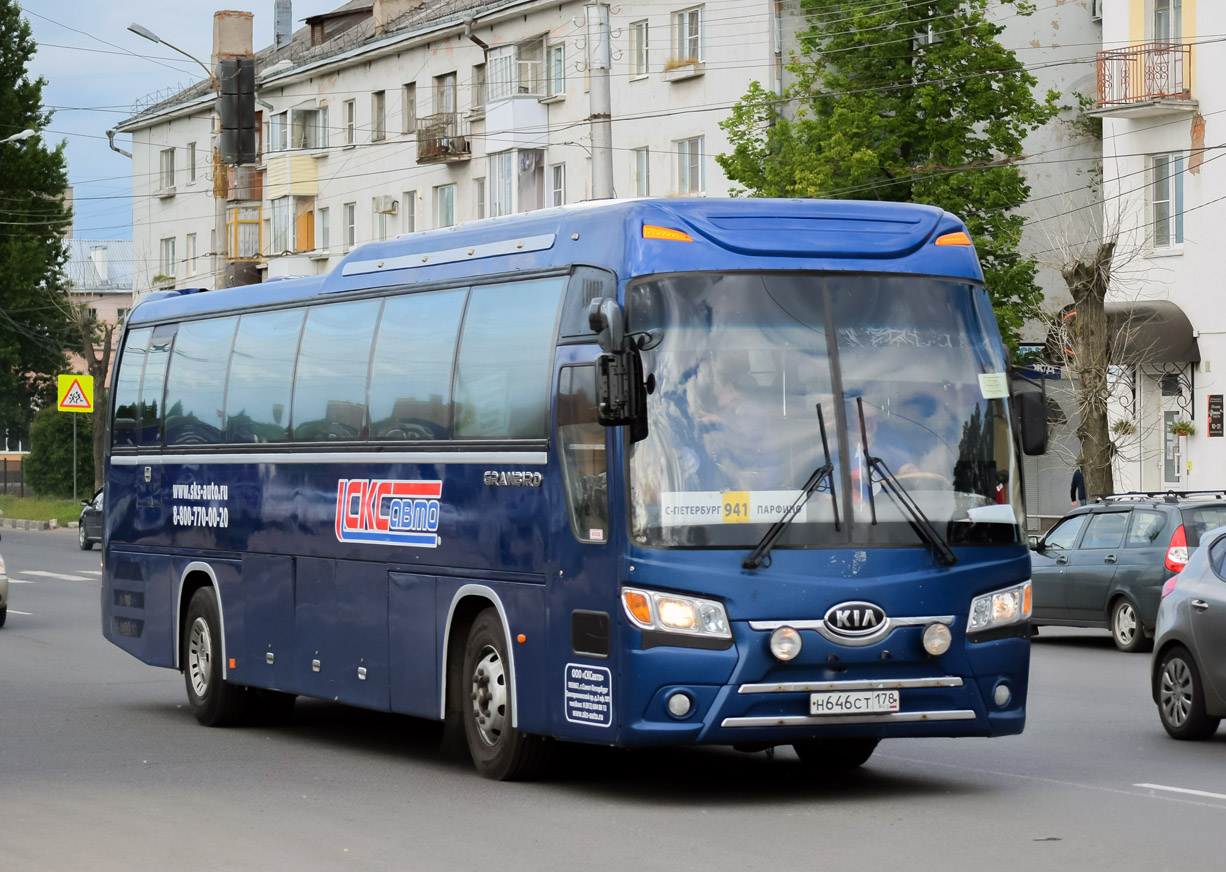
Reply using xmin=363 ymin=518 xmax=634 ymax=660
xmin=183 ymin=587 xmax=248 ymax=727
xmin=792 ymin=737 xmax=879 ymax=771
xmin=461 ymin=608 xmax=547 ymax=780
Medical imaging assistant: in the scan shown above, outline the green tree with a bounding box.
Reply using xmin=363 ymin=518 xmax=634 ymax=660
xmin=717 ymin=0 xmax=1059 ymax=352
xmin=0 ymin=0 xmax=74 ymax=448
xmin=24 ymin=405 xmax=92 ymax=498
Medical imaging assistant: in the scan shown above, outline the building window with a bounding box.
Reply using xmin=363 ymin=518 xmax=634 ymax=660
xmin=343 ymin=202 xmax=356 ymax=251
xmin=475 ymin=177 xmax=486 ymax=219
xmin=159 ymin=148 xmax=175 ymax=191
xmin=487 ymin=36 xmax=546 ymax=101
xmin=343 ymin=100 xmax=356 ymax=145
xmin=291 ymin=106 xmax=328 ymax=149
xmin=271 ymin=196 xmax=293 ymax=253
xmin=631 ymin=20 xmax=649 ymax=76
xmin=435 ymin=72 xmax=457 ymax=115
xmin=675 ymin=136 xmax=704 ymax=194
xmin=270 ymin=111 xmax=289 ymax=152
xmin=318 ymin=206 xmax=330 ymax=251
xmin=1152 ymin=152 xmax=1184 ymax=248
xmin=185 ymin=233 xmax=197 ymax=275
xmin=402 ymin=82 xmax=417 ymax=134
xmin=158 ymin=237 xmax=176 ymax=279
xmin=550 ymin=163 xmax=565 ymax=206
xmin=372 ymin=91 xmax=386 ymax=141
xmin=547 ymin=44 xmax=565 ymax=97
xmin=1154 ymin=0 xmax=1182 ymax=40
xmin=187 ymin=142 xmax=197 ymax=183
xmin=672 ymin=6 xmax=703 ymax=62
xmin=471 ymin=64 xmax=487 ymax=113
xmin=403 ymin=190 xmax=416 ymax=233
xmin=435 ymin=184 xmax=456 ymax=227
xmin=634 ymin=147 xmax=650 ymax=196
xmin=491 ymin=152 xmax=514 ymax=217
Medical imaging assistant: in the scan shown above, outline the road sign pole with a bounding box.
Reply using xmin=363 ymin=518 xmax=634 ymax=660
xmin=73 ymin=413 xmax=77 ymax=502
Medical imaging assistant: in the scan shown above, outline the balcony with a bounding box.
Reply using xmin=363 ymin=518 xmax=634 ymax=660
xmin=1092 ymin=42 xmax=1197 ymax=119
xmin=417 ymin=113 xmax=472 ymax=164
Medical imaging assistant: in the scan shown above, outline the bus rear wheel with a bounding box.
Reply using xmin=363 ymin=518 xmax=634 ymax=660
xmin=461 ymin=608 xmax=547 ymax=780
xmin=792 ymin=738 xmax=879 ymax=771
xmin=183 ymin=587 xmax=249 ymax=727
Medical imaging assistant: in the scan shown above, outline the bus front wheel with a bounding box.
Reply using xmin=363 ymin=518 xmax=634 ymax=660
xmin=792 ymin=738 xmax=879 ymax=771
xmin=183 ymin=587 xmax=249 ymax=727
xmin=461 ymin=608 xmax=547 ymax=780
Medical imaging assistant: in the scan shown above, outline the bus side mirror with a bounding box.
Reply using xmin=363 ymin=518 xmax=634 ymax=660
xmin=589 ymin=298 xmax=648 ymax=443
xmin=1012 ymin=389 xmax=1047 ymax=456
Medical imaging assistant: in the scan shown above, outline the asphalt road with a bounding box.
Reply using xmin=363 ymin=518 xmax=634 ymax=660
xmin=2 ymin=527 xmax=1225 ymax=871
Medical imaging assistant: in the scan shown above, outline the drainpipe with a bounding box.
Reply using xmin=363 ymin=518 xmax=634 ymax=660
xmin=105 ymin=130 xmax=132 ymax=158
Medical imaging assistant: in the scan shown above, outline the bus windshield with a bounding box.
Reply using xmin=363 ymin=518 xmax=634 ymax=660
xmin=626 ymin=272 xmax=1021 ymax=551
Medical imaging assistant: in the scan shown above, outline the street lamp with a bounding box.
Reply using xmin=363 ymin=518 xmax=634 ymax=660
xmin=127 ymin=23 xmax=218 ymax=91
xmin=0 ymin=129 xmax=35 ymax=144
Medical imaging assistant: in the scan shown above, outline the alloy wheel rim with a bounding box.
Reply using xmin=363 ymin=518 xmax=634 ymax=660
xmin=1114 ymin=603 xmax=1137 ymax=645
xmin=1160 ymin=658 xmax=1193 ymax=727
xmin=79 ymin=526 xmax=86 ymax=546
xmin=187 ymin=616 xmax=212 ymax=698
xmin=470 ymin=645 xmax=507 ymax=746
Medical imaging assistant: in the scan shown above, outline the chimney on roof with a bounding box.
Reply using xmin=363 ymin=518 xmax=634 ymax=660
xmin=373 ymin=0 xmax=422 ymax=35
xmin=274 ymin=0 xmax=292 ymax=50
xmin=212 ymin=10 xmax=254 ymax=72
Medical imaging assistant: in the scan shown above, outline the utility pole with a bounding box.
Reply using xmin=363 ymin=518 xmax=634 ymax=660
xmin=585 ymin=2 xmax=614 ymax=199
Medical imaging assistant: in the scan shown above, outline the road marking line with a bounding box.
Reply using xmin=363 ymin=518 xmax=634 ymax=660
xmin=16 ymin=571 xmax=92 ymax=581
xmin=9 ymin=610 xmax=33 ymax=616
xmin=8 ymin=579 xmax=36 ymax=584
xmin=1135 ymin=783 xmax=1226 ymax=802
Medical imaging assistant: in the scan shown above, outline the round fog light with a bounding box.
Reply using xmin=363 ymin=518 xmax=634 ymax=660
xmin=922 ymin=622 xmax=952 ymax=656
xmin=667 ymin=692 xmax=693 ymax=717
xmin=994 ymin=683 xmax=1011 ymax=708
xmin=770 ymin=626 xmax=803 ymax=661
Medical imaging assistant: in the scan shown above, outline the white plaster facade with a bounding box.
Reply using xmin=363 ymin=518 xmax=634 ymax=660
xmin=1094 ymin=0 xmax=1223 ymax=494
xmin=117 ymin=0 xmax=782 ymax=293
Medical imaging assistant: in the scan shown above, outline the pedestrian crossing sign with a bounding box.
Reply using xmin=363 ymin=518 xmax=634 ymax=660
xmin=57 ymin=374 xmax=94 ymax=413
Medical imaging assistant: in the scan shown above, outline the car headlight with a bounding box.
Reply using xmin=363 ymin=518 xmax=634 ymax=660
xmin=968 ymin=581 xmax=1031 ymax=635
xmin=622 ymin=587 xmax=731 ymax=639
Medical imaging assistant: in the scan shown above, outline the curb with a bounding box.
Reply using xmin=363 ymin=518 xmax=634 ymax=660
xmin=0 ymin=518 xmax=71 ymax=532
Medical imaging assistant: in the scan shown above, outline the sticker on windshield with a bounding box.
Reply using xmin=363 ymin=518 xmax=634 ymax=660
xmin=661 ymin=490 xmax=810 ymax=526
xmin=978 ymin=372 xmax=1009 ymax=399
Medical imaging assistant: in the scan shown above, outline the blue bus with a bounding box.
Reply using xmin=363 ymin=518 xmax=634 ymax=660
xmin=102 ymin=198 xmax=1044 ymax=780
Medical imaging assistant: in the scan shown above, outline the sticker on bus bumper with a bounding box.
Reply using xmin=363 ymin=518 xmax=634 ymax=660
xmin=335 ymin=478 xmax=442 ymax=547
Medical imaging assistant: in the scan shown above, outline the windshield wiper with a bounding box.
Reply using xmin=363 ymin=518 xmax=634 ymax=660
xmin=743 ymin=403 xmax=839 ymax=570
xmin=855 ymin=397 xmax=958 ymax=567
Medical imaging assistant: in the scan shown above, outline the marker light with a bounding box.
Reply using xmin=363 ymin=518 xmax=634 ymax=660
xmin=642 ymin=224 xmax=693 ymax=242
xmin=621 ymin=587 xmax=732 ymax=639
xmin=935 ymin=231 xmax=972 ymax=246
xmin=968 ymin=581 xmax=1032 ymax=635
xmin=922 ymin=623 xmax=952 ymax=656
xmin=1161 ymin=576 xmax=1178 ymax=599
xmin=769 ymin=626 xmax=803 ymax=661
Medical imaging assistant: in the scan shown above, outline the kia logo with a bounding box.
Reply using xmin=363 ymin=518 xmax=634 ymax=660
xmin=823 ymin=601 xmax=888 ymax=638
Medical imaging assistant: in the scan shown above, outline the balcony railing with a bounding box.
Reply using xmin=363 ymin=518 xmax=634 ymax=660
xmin=416 ymin=113 xmax=472 ymax=164
xmin=1097 ymin=42 xmax=1192 ymax=107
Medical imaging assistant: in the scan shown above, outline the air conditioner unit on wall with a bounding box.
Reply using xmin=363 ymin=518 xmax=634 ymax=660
xmin=1091 ymin=0 xmax=1103 ymax=22
xmin=375 ymin=195 xmax=398 ymax=214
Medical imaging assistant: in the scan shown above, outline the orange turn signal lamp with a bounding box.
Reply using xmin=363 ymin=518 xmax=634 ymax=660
xmin=623 ymin=589 xmax=652 ymax=624
xmin=642 ymin=224 xmax=693 ymax=242
xmin=935 ymin=231 xmax=972 ymax=247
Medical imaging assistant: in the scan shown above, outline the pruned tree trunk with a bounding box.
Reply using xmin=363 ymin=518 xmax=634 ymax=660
xmin=77 ymin=314 xmax=114 ymax=492
xmin=1062 ymin=241 xmax=1116 ymax=500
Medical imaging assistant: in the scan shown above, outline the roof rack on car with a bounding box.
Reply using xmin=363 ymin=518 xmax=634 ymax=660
xmin=1092 ymin=490 xmax=1226 ymax=504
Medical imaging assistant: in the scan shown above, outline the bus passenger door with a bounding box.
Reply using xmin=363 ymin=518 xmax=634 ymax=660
xmin=547 ymin=360 xmax=619 ymax=739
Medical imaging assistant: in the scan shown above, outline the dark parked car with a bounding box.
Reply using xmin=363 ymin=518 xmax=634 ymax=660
xmin=1151 ymin=524 xmax=1226 ymax=739
xmin=1030 ymin=492 xmax=1226 ymax=652
xmin=78 ymin=488 xmax=103 ymax=551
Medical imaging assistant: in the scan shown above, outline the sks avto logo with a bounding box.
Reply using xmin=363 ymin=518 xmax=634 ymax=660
xmin=824 ymin=601 xmax=888 ymax=638
xmin=335 ymin=479 xmax=442 ymax=548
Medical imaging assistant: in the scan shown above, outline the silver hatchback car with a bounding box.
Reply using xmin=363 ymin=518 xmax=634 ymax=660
xmin=1152 ymin=524 xmax=1226 ymax=739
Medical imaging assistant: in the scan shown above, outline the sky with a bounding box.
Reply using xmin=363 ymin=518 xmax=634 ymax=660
xmin=24 ymin=0 xmax=341 ymax=241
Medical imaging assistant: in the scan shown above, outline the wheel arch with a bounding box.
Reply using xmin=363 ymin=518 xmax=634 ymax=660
xmin=176 ymin=562 xmax=225 ymax=676
xmin=440 ymin=585 xmax=518 ymax=727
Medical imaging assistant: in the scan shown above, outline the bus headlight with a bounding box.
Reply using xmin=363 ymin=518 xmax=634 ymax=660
xmin=968 ymin=581 xmax=1032 ymax=635
xmin=622 ymin=587 xmax=732 ymax=639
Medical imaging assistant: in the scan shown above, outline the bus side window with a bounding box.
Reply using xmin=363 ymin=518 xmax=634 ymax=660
xmin=291 ymin=299 xmax=382 ymax=442
xmin=112 ymin=327 xmax=151 ymax=449
xmin=164 ymin=317 xmax=237 ymax=446
xmin=224 ymin=309 xmax=305 ymax=444
xmin=455 ymin=277 xmax=566 ymax=439
xmin=557 ymin=364 xmax=609 ymax=544
xmin=369 ymin=289 xmax=467 ymax=441
xmin=139 ymin=324 xmax=177 ymax=448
